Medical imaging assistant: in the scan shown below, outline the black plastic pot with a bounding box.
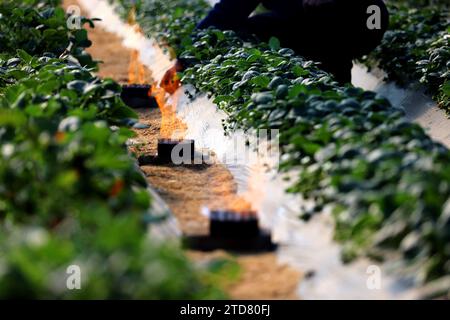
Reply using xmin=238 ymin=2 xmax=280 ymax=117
xmin=157 ymin=139 xmax=195 ymax=164
xmin=121 ymin=84 xmax=158 ymax=109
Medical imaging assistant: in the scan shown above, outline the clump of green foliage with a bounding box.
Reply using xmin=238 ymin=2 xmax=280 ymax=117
xmin=0 ymin=0 xmax=226 ymax=299
xmin=0 ymin=0 xmax=97 ymax=68
xmin=361 ymin=1 xmax=449 ymax=113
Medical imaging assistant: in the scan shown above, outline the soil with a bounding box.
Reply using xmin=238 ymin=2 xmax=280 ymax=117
xmin=63 ymin=0 xmax=301 ymax=299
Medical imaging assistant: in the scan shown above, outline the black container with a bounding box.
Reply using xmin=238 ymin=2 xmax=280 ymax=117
xmin=157 ymin=139 xmax=195 ymax=164
xmin=121 ymin=84 xmax=158 ymax=109
xmin=184 ymin=210 xmax=276 ymax=252
xmin=184 ymin=233 xmax=275 ymax=252
xmin=210 ymin=210 xmax=259 ymax=238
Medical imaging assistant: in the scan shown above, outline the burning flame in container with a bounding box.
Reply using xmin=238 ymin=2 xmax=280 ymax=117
xmin=128 ymin=49 xmax=147 ymax=84
xmin=149 ymin=66 xmax=186 ymax=140
xmin=206 ymin=167 xmax=257 ymax=217
xmin=127 ymin=6 xmax=147 ymax=85
xmin=126 ymin=4 xmax=186 ymax=140
xmin=227 ymin=197 xmax=254 ymax=214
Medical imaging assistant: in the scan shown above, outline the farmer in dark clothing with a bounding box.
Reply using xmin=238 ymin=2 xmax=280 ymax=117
xmin=197 ymin=0 xmax=389 ymax=84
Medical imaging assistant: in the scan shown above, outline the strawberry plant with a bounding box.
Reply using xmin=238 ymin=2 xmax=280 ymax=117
xmin=0 ymin=0 xmax=97 ymax=69
xmin=0 ymin=0 xmax=226 ymax=299
xmin=361 ymin=2 xmax=449 ymax=113
xmin=0 ymin=211 xmax=224 ymax=299
xmin=0 ymin=51 xmax=136 ymax=123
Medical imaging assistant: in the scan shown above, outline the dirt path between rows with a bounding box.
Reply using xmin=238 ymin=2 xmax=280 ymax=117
xmin=63 ymin=0 xmax=301 ymax=299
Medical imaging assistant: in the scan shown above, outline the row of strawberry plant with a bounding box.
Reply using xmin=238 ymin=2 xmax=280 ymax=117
xmin=0 ymin=0 xmax=224 ymax=298
xmin=361 ymin=1 xmax=449 ymax=113
xmin=114 ymin=0 xmax=450 ymax=296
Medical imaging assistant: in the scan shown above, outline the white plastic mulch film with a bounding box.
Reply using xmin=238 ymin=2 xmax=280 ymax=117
xmin=352 ymin=65 xmax=450 ymax=148
xmin=76 ymin=0 xmax=450 ymax=299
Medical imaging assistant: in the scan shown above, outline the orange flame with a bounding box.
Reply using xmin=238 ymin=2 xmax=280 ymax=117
xmin=208 ymin=195 xmax=256 ymax=217
xmin=128 ymin=50 xmax=137 ymax=84
xmin=150 ymin=82 xmax=186 ymax=139
xmin=127 ymin=4 xmax=184 ymax=137
xmin=128 ymin=48 xmax=147 ymax=85
xmin=227 ymin=197 xmax=255 ymax=215
xmin=207 ymin=168 xmax=256 ymax=216
xmin=138 ymin=60 xmax=146 ymax=84
xmin=144 ymin=62 xmax=185 ymax=139
xmin=127 ymin=7 xmax=147 ymax=85
xmin=127 ymin=5 xmax=137 ymax=25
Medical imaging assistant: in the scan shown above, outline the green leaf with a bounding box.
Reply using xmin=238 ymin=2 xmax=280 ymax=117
xmin=67 ymin=80 xmax=87 ymax=92
xmin=442 ymin=80 xmax=450 ymax=96
xmin=0 ymin=109 xmax=26 ymax=126
xmin=110 ymin=105 xmax=138 ymax=119
xmin=250 ymin=75 xmax=270 ymax=88
xmin=213 ymin=95 xmax=234 ymax=104
xmin=16 ymin=49 xmax=33 ymax=64
xmin=292 ymin=65 xmax=309 ymax=77
xmin=268 ymin=37 xmax=280 ymax=51
xmin=288 ymin=84 xmax=307 ymax=98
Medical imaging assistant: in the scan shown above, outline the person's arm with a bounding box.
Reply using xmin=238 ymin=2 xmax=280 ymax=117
xmin=197 ymin=0 xmax=261 ymax=30
xmin=161 ymin=0 xmax=261 ymax=94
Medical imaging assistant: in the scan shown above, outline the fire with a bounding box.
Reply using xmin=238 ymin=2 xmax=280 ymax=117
xmin=126 ymin=5 xmax=186 ymax=142
xmin=208 ymin=195 xmax=256 ymax=218
xmin=128 ymin=49 xmax=147 ymax=84
xmin=127 ymin=5 xmax=137 ymax=25
xmin=227 ymin=197 xmax=254 ymax=215
xmin=127 ymin=26 xmax=147 ymax=85
xmin=150 ymin=82 xmax=186 ymax=140
xmin=127 ymin=6 xmax=147 ymax=85
xmin=207 ymin=171 xmax=255 ymax=216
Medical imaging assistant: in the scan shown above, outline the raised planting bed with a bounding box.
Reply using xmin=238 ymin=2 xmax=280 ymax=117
xmin=0 ymin=0 xmax=225 ymax=299
xmin=111 ymin=0 xmax=450 ymax=297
